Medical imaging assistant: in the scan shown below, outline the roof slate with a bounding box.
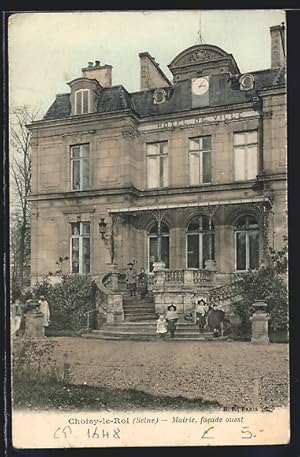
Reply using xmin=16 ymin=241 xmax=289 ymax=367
xmin=43 ymin=67 xmax=285 ymax=121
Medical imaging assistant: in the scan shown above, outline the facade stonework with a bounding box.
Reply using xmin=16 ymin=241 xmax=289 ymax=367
xmin=28 ymin=28 xmax=286 ymax=313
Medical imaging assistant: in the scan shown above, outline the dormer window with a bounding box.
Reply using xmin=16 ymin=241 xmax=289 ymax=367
xmin=75 ymin=89 xmax=90 ymax=114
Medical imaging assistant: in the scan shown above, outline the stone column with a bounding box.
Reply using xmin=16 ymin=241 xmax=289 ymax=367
xmin=107 ymin=294 xmax=124 ymax=324
xmin=106 ymin=263 xmax=119 ymax=291
xmin=205 ymin=260 xmax=217 ymax=271
xmin=184 ymin=269 xmax=193 ymax=285
xmin=23 ymin=302 xmax=46 ymax=339
xmin=250 ymin=300 xmax=270 ymax=344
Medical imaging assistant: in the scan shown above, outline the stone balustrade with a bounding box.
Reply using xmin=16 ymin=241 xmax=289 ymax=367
xmin=153 ymin=268 xmax=215 ymax=288
xmin=152 ymin=268 xmax=216 ymax=318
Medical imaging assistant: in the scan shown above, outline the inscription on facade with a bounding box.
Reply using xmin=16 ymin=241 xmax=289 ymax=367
xmin=138 ymin=110 xmax=258 ymax=132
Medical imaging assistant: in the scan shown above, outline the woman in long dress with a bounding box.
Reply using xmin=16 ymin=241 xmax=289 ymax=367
xmin=137 ymin=267 xmax=148 ymax=299
xmin=38 ymin=295 xmax=50 ymax=328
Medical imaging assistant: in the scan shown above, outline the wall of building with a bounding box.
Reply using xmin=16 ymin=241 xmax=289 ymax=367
xmin=29 ymin=83 xmax=287 ymax=284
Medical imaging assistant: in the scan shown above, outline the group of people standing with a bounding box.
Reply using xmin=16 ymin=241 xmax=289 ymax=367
xmin=195 ymin=299 xmax=225 ymax=337
xmin=11 ymin=295 xmax=50 ymax=337
xmin=156 ymin=299 xmax=225 ymax=340
xmin=156 ymin=305 xmax=179 ymax=339
xmin=125 ymin=262 xmax=148 ymax=299
xmin=125 ymin=262 xmax=225 ymax=340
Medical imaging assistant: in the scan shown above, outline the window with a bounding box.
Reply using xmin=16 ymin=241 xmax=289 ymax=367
xmin=75 ymin=89 xmax=90 ymax=115
xmin=146 ymin=142 xmax=168 ymax=188
xmin=70 ymin=222 xmax=91 ymax=274
xmin=189 ymin=136 xmax=211 ymax=185
xmin=70 ymin=144 xmax=90 ymax=191
xmin=186 ymin=215 xmax=214 ymax=269
xmin=148 ymin=222 xmax=169 ymax=272
xmin=234 ymin=131 xmax=258 ymax=181
xmin=235 ymin=216 xmax=259 ymax=271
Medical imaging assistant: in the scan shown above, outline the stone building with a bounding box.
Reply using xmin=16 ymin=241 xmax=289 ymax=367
xmin=27 ymin=24 xmax=286 ymax=325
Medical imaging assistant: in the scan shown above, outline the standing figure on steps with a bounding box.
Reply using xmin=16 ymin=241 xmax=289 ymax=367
xmin=166 ymin=304 xmax=178 ymax=339
xmin=195 ymin=299 xmax=208 ymax=333
xmin=156 ymin=315 xmax=168 ymax=339
xmin=126 ymin=262 xmax=137 ymax=297
xmin=207 ymin=303 xmax=225 ymax=337
xmin=137 ymin=267 xmax=148 ymax=299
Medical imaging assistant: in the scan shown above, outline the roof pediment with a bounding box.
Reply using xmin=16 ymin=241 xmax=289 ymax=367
xmin=168 ymin=44 xmax=240 ymax=81
xmin=169 ymin=44 xmax=229 ymax=68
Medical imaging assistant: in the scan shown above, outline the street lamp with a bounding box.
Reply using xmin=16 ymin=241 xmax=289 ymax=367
xmin=98 ymin=217 xmax=115 ymax=264
xmin=98 ymin=217 xmax=107 ymax=240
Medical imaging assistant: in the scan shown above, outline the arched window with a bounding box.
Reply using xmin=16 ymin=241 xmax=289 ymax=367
xmin=235 ymin=215 xmax=259 ymax=271
xmin=186 ymin=215 xmax=214 ymax=269
xmin=148 ymin=222 xmax=169 ymax=272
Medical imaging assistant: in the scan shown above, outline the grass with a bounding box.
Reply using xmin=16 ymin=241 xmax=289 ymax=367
xmin=13 ymin=379 xmax=220 ymax=411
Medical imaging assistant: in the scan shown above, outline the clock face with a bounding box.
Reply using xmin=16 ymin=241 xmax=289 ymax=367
xmin=192 ymin=77 xmax=209 ymax=96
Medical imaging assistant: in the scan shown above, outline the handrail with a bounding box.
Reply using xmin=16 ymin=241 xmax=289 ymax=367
xmin=83 ymin=307 xmax=98 ymax=331
xmin=95 ymin=272 xmax=113 ymax=295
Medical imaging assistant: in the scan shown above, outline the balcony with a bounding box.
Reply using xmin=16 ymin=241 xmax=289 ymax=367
xmin=153 ymin=267 xmax=215 ymax=292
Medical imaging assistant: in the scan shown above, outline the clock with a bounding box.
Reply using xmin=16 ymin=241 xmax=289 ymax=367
xmin=192 ymin=77 xmax=209 ymax=96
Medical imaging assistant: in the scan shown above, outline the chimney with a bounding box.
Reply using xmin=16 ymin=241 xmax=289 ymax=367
xmin=270 ymin=23 xmax=285 ymax=68
xmin=139 ymin=52 xmax=171 ymax=90
xmin=82 ymin=61 xmax=112 ymax=87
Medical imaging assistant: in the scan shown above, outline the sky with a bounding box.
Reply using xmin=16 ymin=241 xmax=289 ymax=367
xmin=8 ymin=10 xmax=285 ymax=119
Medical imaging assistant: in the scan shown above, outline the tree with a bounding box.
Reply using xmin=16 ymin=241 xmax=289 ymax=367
xmin=10 ymin=105 xmax=39 ymax=295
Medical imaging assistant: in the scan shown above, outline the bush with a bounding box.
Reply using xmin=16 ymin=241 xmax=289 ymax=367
xmin=25 ymin=274 xmax=97 ymax=331
xmin=231 ymin=243 xmax=288 ymax=338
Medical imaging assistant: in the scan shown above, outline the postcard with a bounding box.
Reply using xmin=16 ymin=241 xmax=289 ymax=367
xmin=8 ymin=9 xmax=289 ymax=448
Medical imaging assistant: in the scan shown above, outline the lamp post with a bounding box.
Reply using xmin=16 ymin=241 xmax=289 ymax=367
xmin=98 ymin=218 xmax=107 ymax=240
xmin=98 ymin=217 xmax=115 ymax=265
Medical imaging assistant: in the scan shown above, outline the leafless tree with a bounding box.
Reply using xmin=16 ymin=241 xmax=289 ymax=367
xmin=10 ymin=105 xmax=39 ymax=293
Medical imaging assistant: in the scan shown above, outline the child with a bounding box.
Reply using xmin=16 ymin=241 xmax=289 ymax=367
xmin=166 ymin=304 xmax=178 ymax=339
xmin=156 ymin=314 xmax=168 ymax=339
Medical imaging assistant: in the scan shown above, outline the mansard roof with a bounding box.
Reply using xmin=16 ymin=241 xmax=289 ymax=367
xmin=43 ymin=67 xmax=285 ymax=121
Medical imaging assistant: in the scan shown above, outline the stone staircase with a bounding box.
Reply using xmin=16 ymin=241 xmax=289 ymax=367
xmin=122 ymin=293 xmax=157 ymax=321
xmin=84 ymin=321 xmax=218 ymax=341
xmin=82 ymin=290 xmax=228 ymax=341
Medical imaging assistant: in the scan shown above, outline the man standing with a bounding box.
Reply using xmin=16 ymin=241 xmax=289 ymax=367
xmin=126 ymin=262 xmax=137 ymax=297
xmin=38 ymin=295 xmax=50 ymax=331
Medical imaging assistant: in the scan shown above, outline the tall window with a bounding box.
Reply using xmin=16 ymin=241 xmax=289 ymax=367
xmin=235 ymin=216 xmax=259 ymax=271
xmin=70 ymin=222 xmax=91 ymax=274
xmin=148 ymin=222 xmax=169 ymax=272
xmin=189 ymin=136 xmax=211 ymax=184
xmin=146 ymin=142 xmax=168 ymax=188
xmin=234 ymin=131 xmax=258 ymax=181
xmin=186 ymin=215 xmax=214 ymax=269
xmin=71 ymin=144 xmax=90 ymax=191
xmin=75 ymin=89 xmax=90 ymax=115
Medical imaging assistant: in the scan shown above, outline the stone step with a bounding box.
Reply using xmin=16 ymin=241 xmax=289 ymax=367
xmin=101 ymin=320 xmax=203 ymax=326
xmin=125 ymin=315 xmax=158 ymax=321
xmin=123 ymin=296 xmax=154 ymax=301
xmin=124 ymin=310 xmax=156 ymax=315
xmin=82 ymin=331 xmax=218 ymax=341
xmin=92 ymin=327 xmax=213 ymax=336
xmin=123 ymin=304 xmax=155 ymax=308
xmin=104 ymin=325 xmax=211 ymax=335
xmin=123 ymin=304 xmax=155 ymax=309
